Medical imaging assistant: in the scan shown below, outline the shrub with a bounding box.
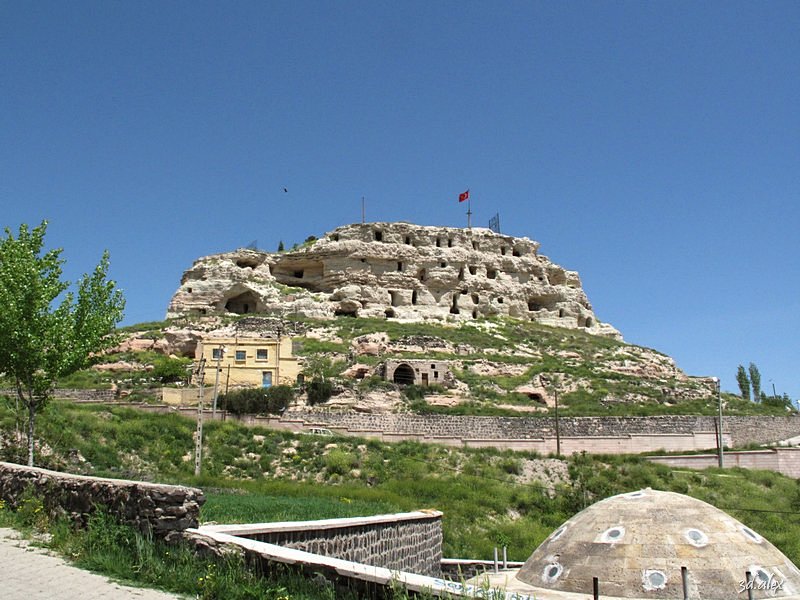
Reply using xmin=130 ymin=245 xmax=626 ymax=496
xmin=151 ymin=356 xmax=191 ymax=384
xmin=218 ymin=389 xmax=267 ymax=416
xmin=219 ymin=386 xmax=295 ymax=416
xmin=264 ymin=385 xmax=294 ymax=414
xmin=307 ymin=380 xmax=333 ymax=405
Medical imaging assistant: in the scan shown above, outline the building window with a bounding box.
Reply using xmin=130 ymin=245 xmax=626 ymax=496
xmin=262 ymin=371 xmax=272 ymax=388
xmin=212 ymin=348 xmax=223 ymax=360
xmin=235 ymin=350 xmax=246 ymax=361
xmin=256 ymin=349 xmax=268 ymax=360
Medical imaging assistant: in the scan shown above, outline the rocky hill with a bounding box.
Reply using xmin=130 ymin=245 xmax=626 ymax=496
xmin=166 ymin=222 xmax=621 ymax=339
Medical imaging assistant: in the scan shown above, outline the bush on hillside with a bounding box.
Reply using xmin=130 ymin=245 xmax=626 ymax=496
xmin=218 ymin=385 xmax=294 ymax=415
xmin=151 ymin=356 xmax=191 ymax=384
xmin=306 ymin=379 xmax=333 ymax=405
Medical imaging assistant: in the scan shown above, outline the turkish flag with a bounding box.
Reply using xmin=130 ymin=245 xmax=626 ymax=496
xmin=458 ymin=190 xmax=469 ymax=202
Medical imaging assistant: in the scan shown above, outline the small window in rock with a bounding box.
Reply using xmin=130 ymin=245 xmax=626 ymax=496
xmin=501 ymin=246 xmax=506 ymax=255
xmin=458 ymin=267 xmax=464 ymax=280
xmin=434 ymin=371 xmax=439 ymax=379
xmin=487 ymin=269 xmax=497 ymax=279
xmin=440 ymin=261 xmax=447 ymax=268
xmin=471 ymin=309 xmax=478 ymax=318
xmin=199 ymin=308 xmax=206 ymax=315
xmin=294 ymin=270 xmax=303 ymax=279
xmin=404 ymin=236 xmax=411 ymax=245
xmin=559 ymin=309 xmax=565 ymax=318
xmin=528 ymin=300 xmax=540 ymax=311
xmin=374 ymin=230 xmax=383 ymax=242
xmin=436 ymin=237 xmax=441 ymax=247
xmin=472 ymin=293 xmax=479 ymax=304
xmin=447 ymin=238 xmax=453 ymax=247
xmin=390 ymin=291 xmax=400 ymax=307
xmin=411 ymin=290 xmax=418 ymax=305
xmin=418 ymin=268 xmax=427 ymax=281
xmin=331 ymin=234 xmax=340 ymax=241
xmin=497 ymin=297 xmax=504 ymax=304
xmin=397 ymin=262 xmax=403 ymax=272
xmin=585 ymin=316 xmax=594 ymax=328
xmin=468 ymin=265 xmax=477 ymax=275
xmin=187 ymin=287 xmax=192 ymax=294
xmin=472 ymin=241 xmax=479 ymax=250
xmin=385 ymin=308 xmax=395 ymax=318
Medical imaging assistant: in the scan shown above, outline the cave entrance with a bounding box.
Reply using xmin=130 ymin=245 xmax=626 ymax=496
xmin=392 ymin=364 xmax=416 ymax=385
xmin=225 ymin=290 xmax=260 ymax=314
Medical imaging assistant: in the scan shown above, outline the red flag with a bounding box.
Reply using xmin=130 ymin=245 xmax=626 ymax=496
xmin=458 ymin=189 xmax=469 ymax=202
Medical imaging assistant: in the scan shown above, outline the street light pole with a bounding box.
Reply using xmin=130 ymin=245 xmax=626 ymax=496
xmin=211 ymin=345 xmax=225 ymax=418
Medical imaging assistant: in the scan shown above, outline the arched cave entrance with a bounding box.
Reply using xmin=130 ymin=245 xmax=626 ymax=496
xmin=225 ymin=290 xmax=260 ymax=314
xmin=392 ymin=364 xmax=416 ymax=385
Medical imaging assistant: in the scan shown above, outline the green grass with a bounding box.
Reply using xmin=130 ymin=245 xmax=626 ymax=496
xmin=3 ymin=401 xmax=800 ymax=566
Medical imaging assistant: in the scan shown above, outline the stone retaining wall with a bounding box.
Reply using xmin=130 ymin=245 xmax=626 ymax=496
xmin=0 ymin=388 xmax=118 ymax=402
xmin=200 ymin=511 xmax=443 ymax=577
xmin=0 ymin=461 xmax=204 ymax=539
xmin=279 ymin=411 xmax=800 ymax=448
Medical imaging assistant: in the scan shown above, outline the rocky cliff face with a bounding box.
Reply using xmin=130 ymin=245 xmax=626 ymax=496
xmin=167 ymin=222 xmax=621 ymax=339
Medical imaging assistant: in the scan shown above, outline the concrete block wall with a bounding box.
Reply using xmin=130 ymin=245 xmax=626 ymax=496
xmin=202 ymin=511 xmax=443 ymax=577
xmin=0 ymin=461 xmax=205 ymax=538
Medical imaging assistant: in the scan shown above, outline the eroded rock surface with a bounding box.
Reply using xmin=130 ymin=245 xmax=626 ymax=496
xmin=166 ymin=222 xmax=621 ymax=339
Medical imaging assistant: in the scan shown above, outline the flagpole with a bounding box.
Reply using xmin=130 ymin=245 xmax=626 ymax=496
xmin=467 ymin=196 xmax=472 ymax=229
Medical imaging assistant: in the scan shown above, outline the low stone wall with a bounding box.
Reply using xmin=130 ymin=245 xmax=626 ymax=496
xmin=200 ymin=511 xmax=443 ymax=577
xmin=0 ymin=461 xmax=204 ymax=538
xmin=646 ymin=447 xmax=800 ymax=479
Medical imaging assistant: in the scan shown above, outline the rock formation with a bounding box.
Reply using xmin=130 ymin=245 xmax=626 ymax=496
xmin=167 ymin=222 xmax=620 ymax=339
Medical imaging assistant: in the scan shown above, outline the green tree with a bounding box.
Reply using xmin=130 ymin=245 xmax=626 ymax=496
xmin=277 ymin=240 xmax=284 ymax=252
xmin=0 ymin=221 xmax=125 ymax=466
xmin=151 ymin=356 xmax=191 ymax=384
xmin=748 ymin=362 xmax=762 ymax=402
xmin=736 ymin=365 xmax=750 ymax=400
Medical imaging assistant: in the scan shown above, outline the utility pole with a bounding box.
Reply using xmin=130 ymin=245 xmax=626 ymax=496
xmin=211 ymin=345 xmax=225 ymax=418
xmin=361 ymin=196 xmax=365 ymax=224
xmin=194 ymin=358 xmax=206 ymax=476
xmin=554 ymin=389 xmax=561 ymax=457
xmin=714 ymin=377 xmax=723 ymax=468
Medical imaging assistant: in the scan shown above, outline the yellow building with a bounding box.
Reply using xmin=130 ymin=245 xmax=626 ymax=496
xmin=197 ymin=336 xmax=302 ymax=389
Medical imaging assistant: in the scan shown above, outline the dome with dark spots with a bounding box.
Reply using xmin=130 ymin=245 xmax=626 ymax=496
xmin=514 ymin=488 xmax=800 ymax=599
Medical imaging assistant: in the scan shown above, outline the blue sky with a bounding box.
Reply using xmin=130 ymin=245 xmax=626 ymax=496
xmin=2 ymin=1 xmax=798 ymax=398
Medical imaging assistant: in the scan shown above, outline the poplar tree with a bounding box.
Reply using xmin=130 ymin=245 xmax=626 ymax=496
xmin=748 ymin=363 xmax=762 ymax=402
xmin=0 ymin=221 xmax=125 ymax=466
xmin=735 ymin=365 xmax=750 ymax=401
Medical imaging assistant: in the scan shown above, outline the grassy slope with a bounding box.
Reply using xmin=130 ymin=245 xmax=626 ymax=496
xmin=93 ymin=315 xmax=794 ymax=416
xmin=2 ymin=401 xmax=799 ymax=564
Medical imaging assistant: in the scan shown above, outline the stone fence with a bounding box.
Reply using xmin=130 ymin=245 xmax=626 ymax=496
xmin=0 ymin=461 xmax=204 ymax=539
xmin=198 ymin=510 xmax=443 ymax=577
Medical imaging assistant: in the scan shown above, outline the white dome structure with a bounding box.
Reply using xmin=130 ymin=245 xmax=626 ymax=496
xmin=493 ymin=489 xmax=800 ymax=599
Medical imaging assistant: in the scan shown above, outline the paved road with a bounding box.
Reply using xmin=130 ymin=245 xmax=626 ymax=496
xmin=0 ymin=528 xmax=186 ymax=600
